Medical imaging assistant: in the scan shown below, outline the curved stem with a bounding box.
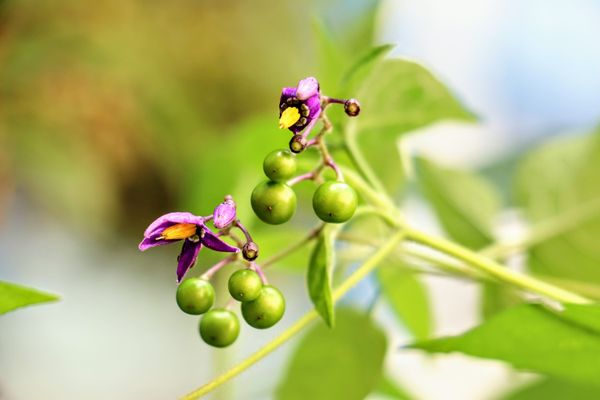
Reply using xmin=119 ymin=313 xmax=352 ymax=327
xmin=260 ymin=224 xmax=324 ymax=269
xmin=180 ymin=231 xmax=406 ymax=400
xmin=343 ymin=119 xmax=388 ymax=196
xmin=406 ymin=228 xmax=591 ymax=304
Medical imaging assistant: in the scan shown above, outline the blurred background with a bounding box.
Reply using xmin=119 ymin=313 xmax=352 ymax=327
xmin=1 ymin=0 xmax=600 ymax=399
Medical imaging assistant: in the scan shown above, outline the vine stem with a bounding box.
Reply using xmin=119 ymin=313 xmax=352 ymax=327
xmin=179 ymin=231 xmax=406 ymax=400
xmin=405 ymin=228 xmax=591 ymax=304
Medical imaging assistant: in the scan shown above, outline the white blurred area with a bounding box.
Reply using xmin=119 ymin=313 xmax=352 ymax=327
xmin=2 ymin=1 xmax=600 ymax=399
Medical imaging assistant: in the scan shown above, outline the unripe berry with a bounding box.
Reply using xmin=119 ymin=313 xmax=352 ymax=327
xmin=199 ymin=309 xmax=240 ymax=348
xmin=228 ymin=269 xmax=263 ymax=302
xmin=241 ymin=285 xmax=285 ymax=329
xmin=263 ymin=149 xmax=297 ymax=181
xmin=176 ymin=278 xmax=215 ymax=315
xmin=251 ymin=181 xmax=296 ymax=225
xmin=312 ymin=181 xmax=358 ymax=223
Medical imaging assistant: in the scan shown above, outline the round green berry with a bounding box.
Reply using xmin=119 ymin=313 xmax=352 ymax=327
xmin=312 ymin=181 xmax=358 ymax=223
xmin=241 ymin=285 xmax=285 ymax=329
xmin=263 ymin=149 xmax=297 ymax=181
xmin=251 ymin=181 xmax=296 ymax=225
xmin=228 ymin=269 xmax=263 ymax=302
xmin=176 ymin=278 xmax=215 ymax=315
xmin=199 ymin=309 xmax=240 ymax=348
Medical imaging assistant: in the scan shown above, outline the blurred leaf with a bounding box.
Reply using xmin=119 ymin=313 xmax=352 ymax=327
xmin=411 ymin=303 xmax=600 ymax=387
xmin=417 ymin=157 xmax=499 ymax=249
xmin=277 ymin=308 xmax=387 ymax=400
xmin=503 ymin=378 xmax=600 ymax=400
xmin=307 ymin=225 xmax=338 ymax=327
xmin=0 ymin=281 xmax=59 ymax=315
xmin=514 ymin=129 xmax=600 ymax=283
xmin=374 ymin=376 xmax=414 ymax=400
xmin=481 ymin=282 xmax=522 ymax=319
xmin=355 ymin=59 xmax=476 ymax=139
xmin=377 ymin=262 xmax=431 ymax=339
xmin=339 ymin=44 xmax=394 ymax=96
xmin=312 ymin=19 xmax=347 ymax=93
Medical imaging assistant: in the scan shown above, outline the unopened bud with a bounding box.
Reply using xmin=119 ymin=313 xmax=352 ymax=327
xmin=213 ymin=195 xmax=236 ymax=229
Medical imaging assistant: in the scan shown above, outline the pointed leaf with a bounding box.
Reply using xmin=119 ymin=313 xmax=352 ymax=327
xmin=0 ymin=281 xmax=59 ymax=315
xmin=307 ymin=225 xmax=338 ymax=327
xmin=412 ymin=303 xmax=600 ymax=387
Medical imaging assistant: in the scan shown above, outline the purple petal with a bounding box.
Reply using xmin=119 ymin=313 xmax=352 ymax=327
xmin=305 ymin=94 xmax=322 ymax=118
xmin=201 ymin=228 xmax=239 ymax=253
xmin=138 ymin=236 xmax=173 ymax=251
xmin=143 ymin=212 xmax=205 ymax=238
xmin=176 ymin=240 xmax=202 ymax=283
xmin=213 ymin=197 xmax=237 ymax=229
xmin=279 ymin=87 xmax=297 ymax=106
xmin=296 ymin=77 xmax=319 ymax=100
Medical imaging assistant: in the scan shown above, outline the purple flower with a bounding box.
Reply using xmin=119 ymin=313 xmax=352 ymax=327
xmin=139 ymin=212 xmax=239 ymax=283
xmin=279 ymin=77 xmax=321 ymax=134
xmin=213 ymin=195 xmax=237 ymax=229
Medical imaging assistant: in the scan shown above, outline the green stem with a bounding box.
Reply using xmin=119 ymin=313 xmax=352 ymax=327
xmin=343 ymin=119 xmax=389 ymax=197
xmin=406 ymin=228 xmax=591 ymax=304
xmin=179 ymin=231 xmax=406 ymax=400
xmin=260 ymin=224 xmax=324 ymax=269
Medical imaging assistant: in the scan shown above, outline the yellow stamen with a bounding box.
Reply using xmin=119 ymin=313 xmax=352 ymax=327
xmin=279 ymin=107 xmax=300 ymax=129
xmin=157 ymin=223 xmax=196 ymax=240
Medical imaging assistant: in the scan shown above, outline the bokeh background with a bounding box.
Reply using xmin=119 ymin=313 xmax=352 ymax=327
xmin=1 ymin=0 xmax=600 ymax=399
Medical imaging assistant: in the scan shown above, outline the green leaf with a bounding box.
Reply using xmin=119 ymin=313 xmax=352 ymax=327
xmin=377 ymin=262 xmax=431 ymax=339
xmin=0 ymin=281 xmax=59 ymax=315
xmin=417 ymin=157 xmax=499 ymax=249
xmin=277 ymin=308 xmax=387 ymax=400
xmin=355 ymin=59 xmax=476 ymax=139
xmin=411 ymin=303 xmax=600 ymax=387
xmin=503 ymin=378 xmax=600 ymax=400
xmin=514 ymin=129 xmax=600 ymax=283
xmin=307 ymin=225 xmax=338 ymax=327
xmin=374 ymin=376 xmax=414 ymax=399
xmin=339 ymin=44 xmax=394 ymax=96
xmin=480 ymin=282 xmax=522 ymax=319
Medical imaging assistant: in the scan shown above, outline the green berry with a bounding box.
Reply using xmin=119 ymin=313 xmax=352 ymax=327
xmin=241 ymin=285 xmax=285 ymax=329
xmin=312 ymin=181 xmax=358 ymax=223
xmin=228 ymin=269 xmax=263 ymax=302
xmin=251 ymin=180 xmax=296 ymax=225
xmin=199 ymin=309 xmax=240 ymax=348
xmin=263 ymin=149 xmax=297 ymax=181
xmin=176 ymin=278 xmax=215 ymax=315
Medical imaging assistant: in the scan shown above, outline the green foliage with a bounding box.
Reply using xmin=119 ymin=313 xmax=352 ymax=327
xmin=514 ymin=129 xmax=600 ymax=282
xmin=277 ymin=308 xmax=387 ymax=400
xmin=307 ymin=225 xmax=338 ymax=327
xmin=503 ymin=378 xmax=600 ymax=400
xmin=417 ymin=157 xmax=499 ymax=249
xmin=0 ymin=281 xmax=59 ymax=315
xmin=377 ymin=262 xmax=431 ymax=339
xmin=355 ymin=59 xmax=476 ymax=139
xmin=374 ymin=376 xmax=414 ymax=400
xmin=412 ymin=303 xmax=600 ymax=387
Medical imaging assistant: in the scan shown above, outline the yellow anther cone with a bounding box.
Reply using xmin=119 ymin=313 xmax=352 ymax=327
xmin=279 ymin=107 xmax=300 ymax=129
xmin=158 ymin=223 xmax=197 ymax=240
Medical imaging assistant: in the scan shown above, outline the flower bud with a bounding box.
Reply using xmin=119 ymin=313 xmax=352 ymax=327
xmin=242 ymin=241 xmax=259 ymax=261
xmin=289 ymin=134 xmax=307 ymax=154
xmin=344 ymin=98 xmax=361 ymax=117
xmin=213 ymin=195 xmax=237 ymax=229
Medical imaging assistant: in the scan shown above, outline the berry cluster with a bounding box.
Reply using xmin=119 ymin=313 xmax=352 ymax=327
xmin=139 ymin=196 xmax=285 ymax=347
xmin=251 ymin=77 xmax=360 ymax=225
